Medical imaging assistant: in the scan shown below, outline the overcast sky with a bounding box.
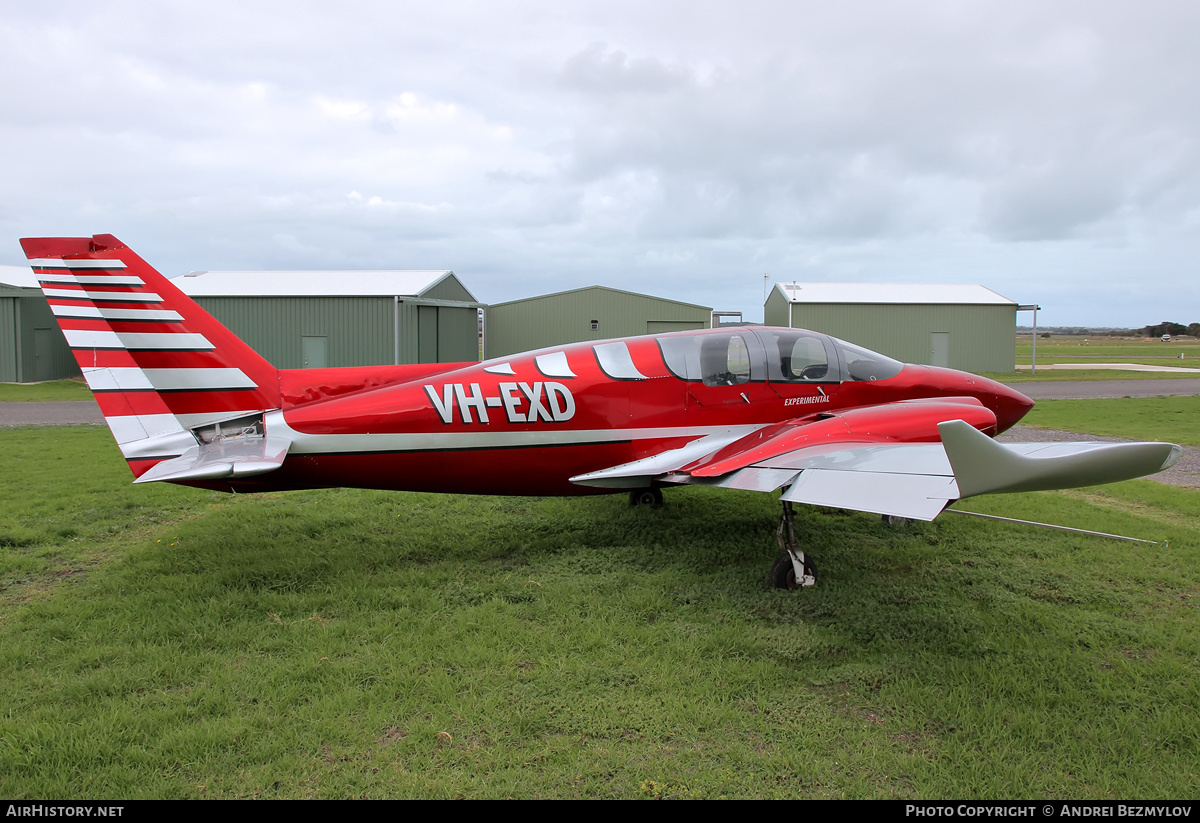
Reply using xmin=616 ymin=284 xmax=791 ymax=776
xmin=2 ymin=0 xmax=1198 ymax=327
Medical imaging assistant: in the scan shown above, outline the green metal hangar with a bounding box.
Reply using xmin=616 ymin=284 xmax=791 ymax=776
xmin=484 ymin=286 xmax=713 ymax=359
xmin=0 ymin=265 xmax=79 ymax=383
xmin=764 ymin=282 xmax=1018 ymax=372
xmin=177 ymin=269 xmax=483 ymax=369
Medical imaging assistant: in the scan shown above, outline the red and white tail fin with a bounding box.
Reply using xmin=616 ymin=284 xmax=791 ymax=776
xmin=21 ymin=234 xmax=283 ymax=478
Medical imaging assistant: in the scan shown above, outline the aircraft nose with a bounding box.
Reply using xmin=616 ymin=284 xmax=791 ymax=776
xmin=987 ymin=379 xmax=1035 ymax=433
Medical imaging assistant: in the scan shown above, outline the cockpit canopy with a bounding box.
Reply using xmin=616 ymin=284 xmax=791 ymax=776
xmin=657 ymin=328 xmax=903 ymax=386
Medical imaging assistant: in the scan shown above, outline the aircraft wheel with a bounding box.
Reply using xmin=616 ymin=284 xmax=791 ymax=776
xmin=882 ymin=514 xmax=909 ymax=528
xmin=769 ymin=553 xmax=818 ymax=590
xmin=628 ymin=488 xmax=664 ymax=508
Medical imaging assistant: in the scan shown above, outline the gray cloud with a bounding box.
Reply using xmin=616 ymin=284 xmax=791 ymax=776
xmin=1 ymin=0 xmax=1198 ymax=326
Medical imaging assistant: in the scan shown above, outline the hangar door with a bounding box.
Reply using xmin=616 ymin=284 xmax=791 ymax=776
xmin=930 ymin=332 xmax=950 ymax=367
xmin=418 ymin=305 xmax=478 ymax=363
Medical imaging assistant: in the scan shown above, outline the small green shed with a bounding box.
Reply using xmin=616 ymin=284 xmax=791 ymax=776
xmin=484 ymin=286 xmax=713 ymax=359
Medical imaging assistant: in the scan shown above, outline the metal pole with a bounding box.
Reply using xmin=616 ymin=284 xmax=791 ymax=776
xmin=479 ymin=308 xmax=486 ymax=360
xmin=1018 ymin=304 xmax=1040 ymax=375
xmin=1031 ymin=305 xmax=1037 ymax=376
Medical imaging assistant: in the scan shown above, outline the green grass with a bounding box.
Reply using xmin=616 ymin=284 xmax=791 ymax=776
xmin=1016 ymin=335 xmax=1200 ymax=360
xmin=997 ymin=336 xmax=1200 ymax=381
xmin=979 ymin=336 xmax=1200 ymax=382
xmin=1022 ymin=396 xmax=1200 ymax=446
xmin=0 ymin=379 xmax=93 ymax=402
xmin=1 ymin=421 xmax=1198 ymax=798
xmin=986 ymin=369 xmax=1200 ymax=384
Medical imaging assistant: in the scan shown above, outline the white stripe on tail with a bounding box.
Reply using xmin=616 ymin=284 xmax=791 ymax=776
xmin=21 ymin=234 xmax=283 ymax=478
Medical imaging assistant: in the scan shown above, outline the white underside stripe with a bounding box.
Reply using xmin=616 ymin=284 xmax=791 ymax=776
xmin=102 ymin=411 xmax=761 ymax=468
xmin=51 ymin=305 xmax=183 ymax=321
xmin=268 ymin=411 xmax=759 ymax=456
xmin=30 ymin=258 xmax=127 ymax=270
xmin=84 ymin=367 xmax=256 ymax=391
xmin=42 ymin=287 xmax=162 ymax=303
xmin=39 ymin=274 xmax=144 ymax=285
xmin=65 ymin=330 xmax=213 ymax=350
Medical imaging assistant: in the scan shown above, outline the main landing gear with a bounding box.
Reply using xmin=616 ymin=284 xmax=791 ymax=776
xmin=770 ymin=500 xmax=818 ymax=589
xmin=628 ymin=487 xmax=664 ymax=508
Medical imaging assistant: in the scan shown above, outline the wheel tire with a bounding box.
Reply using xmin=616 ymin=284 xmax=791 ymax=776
xmin=629 ymin=488 xmax=663 ymax=508
xmin=881 ymin=514 xmax=909 ymax=528
xmin=769 ymin=553 xmax=818 ymax=590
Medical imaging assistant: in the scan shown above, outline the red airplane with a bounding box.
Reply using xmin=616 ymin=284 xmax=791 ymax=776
xmin=21 ymin=234 xmax=1182 ymax=589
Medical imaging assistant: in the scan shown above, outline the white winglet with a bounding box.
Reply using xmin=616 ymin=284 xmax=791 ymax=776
xmin=938 ymin=419 xmax=1182 ymax=499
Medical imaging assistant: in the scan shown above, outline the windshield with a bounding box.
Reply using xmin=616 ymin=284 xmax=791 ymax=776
xmin=831 ymin=337 xmax=904 ymax=381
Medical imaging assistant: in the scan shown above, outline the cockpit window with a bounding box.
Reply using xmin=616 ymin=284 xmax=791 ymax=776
xmin=832 ymin=337 xmax=904 ymax=381
xmin=701 ymin=333 xmax=750 ymax=386
xmin=658 ymin=332 xmax=764 ymax=385
xmin=657 ymin=329 xmax=901 ymax=385
xmin=759 ymin=329 xmax=836 ymax=383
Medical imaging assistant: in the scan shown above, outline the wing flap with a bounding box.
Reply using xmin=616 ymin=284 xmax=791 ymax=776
xmin=754 ymin=440 xmax=954 ymax=475
xmin=781 ymin=469 xmax=958 ymax=521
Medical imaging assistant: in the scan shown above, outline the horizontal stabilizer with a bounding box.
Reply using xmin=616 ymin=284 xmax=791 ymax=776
xmin=134 ymin=436 xmax=291 ymax=484
xmin=939 ymin=420 xmax=1182 ymax=498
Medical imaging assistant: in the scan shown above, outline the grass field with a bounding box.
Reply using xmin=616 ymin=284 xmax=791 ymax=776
xmin=1016 ymin=335 xmax=1200 ymax=360
xmin=1 ymin=402 xmax=1198 ymax=799
xmin=993 ymin=336 xmax=1200 ymax=382
xmin=1023 ymin=396 xmax=1200 ymax=447
xmin=983 ymin=369 xmax=1200 ymax=384
xmin=0 ymin=379 xmax=93 ymax=402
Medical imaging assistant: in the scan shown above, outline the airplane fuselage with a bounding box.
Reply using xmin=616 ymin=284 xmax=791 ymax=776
xmin=217 ymin=327 xmax=1034 ymax=496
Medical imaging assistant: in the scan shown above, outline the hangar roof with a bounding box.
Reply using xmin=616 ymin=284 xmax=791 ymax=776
xmin=176 ymin=269 xmax=478 ymax=301
xmin=490 ymin=284 xmax=710 ymax=311
xmin=774 ymin=282 xmax=1016 ymax=306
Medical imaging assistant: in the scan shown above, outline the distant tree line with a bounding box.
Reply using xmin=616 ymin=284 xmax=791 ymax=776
xmin=1018 ymin=324 xmax=1200 ymax=337
xmin=1143 ymin=322 xmax=1200 ymax=337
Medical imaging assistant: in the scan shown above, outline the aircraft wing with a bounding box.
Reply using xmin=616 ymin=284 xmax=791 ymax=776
xmin=572 ymin=419 xmax=1182 ymax=521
